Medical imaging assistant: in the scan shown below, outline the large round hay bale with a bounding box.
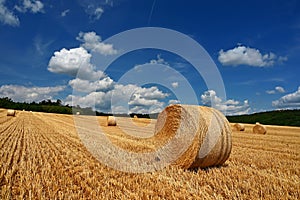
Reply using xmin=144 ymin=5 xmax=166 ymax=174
xmin=154 ymin=104 xmax=232 ymax=169
xmin=107 ymin=116 xmax=117 ymax=126
xmin=76 ymin=112 xmax=80 ymax=115
xmin=7 ymin=109 xmax=16 ymax=116
xmin=233 ymin=123 xmax=245 ymax=131
xmin=133 ymin=115 xmax=138 ymax=119
xmin=253 ymin=123 xmax=267 ymax=134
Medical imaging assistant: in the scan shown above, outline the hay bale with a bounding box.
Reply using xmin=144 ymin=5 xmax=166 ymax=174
xmin=253 ymin=123 xmax=267 ymax=134
xmin=154 ymin=104 xmax=232 ymax=169
xmin=134 ymin=115 xmax=138 ymax=119
xmin=7 ymin=109 xmax=16 ymax=116
xmin=233 ymin=123 xmax=245 ymax=131
xmin=76 ymin=112 xmax=80 ymax=115
xmin=107 ymin=116 xmax=117 ymax=126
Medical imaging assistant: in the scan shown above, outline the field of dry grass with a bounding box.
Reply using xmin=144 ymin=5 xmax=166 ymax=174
xmin=0 ymin=109 xmax=299 ymax=199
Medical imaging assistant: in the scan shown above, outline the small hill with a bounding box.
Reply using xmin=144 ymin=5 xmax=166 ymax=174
xmin=227 ymin=109 xmax=300 ymax=127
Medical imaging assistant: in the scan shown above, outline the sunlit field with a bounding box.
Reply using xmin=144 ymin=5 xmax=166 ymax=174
xmin=0 ymin=109 xmax=299 ymax=199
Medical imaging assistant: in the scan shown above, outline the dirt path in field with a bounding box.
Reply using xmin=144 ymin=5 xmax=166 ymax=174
xmin=0 ymin=110 xmax=299 ymax=199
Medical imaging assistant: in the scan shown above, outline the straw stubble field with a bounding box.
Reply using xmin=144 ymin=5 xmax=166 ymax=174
xmin=0 ymin=109 xmax=299 ymax=199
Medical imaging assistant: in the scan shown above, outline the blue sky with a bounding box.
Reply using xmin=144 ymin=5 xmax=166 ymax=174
xmin=0 ymin=0 xmax=299 ymax=115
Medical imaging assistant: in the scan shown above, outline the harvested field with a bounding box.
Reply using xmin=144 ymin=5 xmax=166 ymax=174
xmin=0 ymin=110 xmax=299 ymax=199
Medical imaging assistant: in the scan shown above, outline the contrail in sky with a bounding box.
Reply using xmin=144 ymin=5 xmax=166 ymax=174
xmin=148 ymin=0 xmax=157 ymax=26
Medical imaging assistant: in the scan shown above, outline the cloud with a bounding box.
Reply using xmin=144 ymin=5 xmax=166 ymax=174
xmin=275 ymin=86 xmax=285 ymax=93
xmin=77 ymin=31 xmax=118 ymax=55
xmin=61 ymin=9 xmax=70 ymax=17
xmin=149 ymin=54 xmax=168 ymax=65
xmin=65 ymin=83 xmax=168 ymax=114
xmin=0 ymin=85 xmax=65 ymax=102
xmin=48 ymin=34 xmax=168 ymax=114
xmin=130 ymin=86 xmax=169 ymax=100
xmin=218 ymin=45 xmax=287 ymax=67
xmin=272 ymin=86 xmax=300 ymax=108
xmin=79 ymin=0 xmax=115 ymax=21
xmin=171 ymin=82 xmax=179 ymax=89
xmin=69 ymin=77 xmax=114 ymax=93
xmin=168 ymin=99 xmax=180 ymax=104
xmin=266 ymin=86 xmax=285 ymax=94
xmin=48 ymin=47 xmax=104 ymax=80
xmin=134 ymin=55 xmax=168 ymax=72
xmin=201 ymin=90 xmax=250 ymax=115
xmin=15 ymin=0 xmax=44 ymax=13
xmin=118 ymin=85 xmax=168 ymax=114
xmin=65 ymin=91 xmax=111 ymax=110
xmin=93 ymin=7 xmax=104 ymax=20
xmin=84 ymin=5 xmax=104 ymax=21
xmin=0 ymin=0 xmax=20 ymax=26
xmin=266 ymin=90 xmax=276 ymax=94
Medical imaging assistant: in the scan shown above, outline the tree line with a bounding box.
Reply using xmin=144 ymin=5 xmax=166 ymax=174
xmin=0 ymin=97 xmax=156 ymax=118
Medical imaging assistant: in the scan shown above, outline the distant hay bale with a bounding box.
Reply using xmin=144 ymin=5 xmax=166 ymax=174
xmin=107 ymin=116 xmax=117 ymax=126
xmin=134 ymin=115 xmax=138 ymax=119
xmin=7 ymin=109 xmax=16 ymax=116
xmin=253 ymin=123 xmax=267 ymax=134
xmin=233 ymin=123 xmax=245 ymax=131
xmin=154 ymin=104 xmax=232 ymax=169
xmin=256 ymin=122 xmax=260 ymax=125
xmin=76 ymin=112 xmax=80 ymax=115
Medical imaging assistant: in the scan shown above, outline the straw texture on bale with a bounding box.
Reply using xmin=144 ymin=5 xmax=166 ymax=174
xmin=154 ymin=104 xmax=232 ymax=169
xmin=233 ymin=123 xmax=245 ymax=131
xmin=253 ymin=123 xmax=267 ymax=134
xmin=107 ymin=116 xmax=117 ymax=126
xmin=7 ymin=109 xmax=16 ymax=116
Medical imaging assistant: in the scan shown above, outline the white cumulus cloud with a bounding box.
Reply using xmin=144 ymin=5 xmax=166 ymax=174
xmin=218 ymin=45 xmax=286 ymax=67
xmin=77 ymin=31 xmax=117 ymax=55
xmin=15 ymin=0 xmax=44 ymax=13
xmin=272 ymin=86 xmax=300 ymax=108
xmin=65 ymin=91 xmax=111 ymax=111
xmin=48 ymin=33 xmax=168 ymax=114
xmin=266 ymin=86 xmax=285 ymax=94
xmin=69 ymin=77 xmax=114 ymax=93
xmin=0 ymin=85 xmax=65 ymax=102
xmin=275 ymin=86 xmax=285 ymax=93
xmin=0 ymin=0 xmax=20 ymax=26
xmin=65 ymin=83 xmax=168 ymax=114
xmin=48 ymin=47 xmax=104 ymax=80
xmin=201 ymin=90 xmax=250 ymax=115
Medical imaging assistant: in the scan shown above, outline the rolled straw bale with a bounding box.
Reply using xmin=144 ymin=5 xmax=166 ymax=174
xmin=107 ymin=116 xmax=117 ymax=126
xmin=253 ymin=123 xmax=267 ymax=134
xmin=154 ymin=104 xmax=232 ymax=169
xmin=76 ymin=112 xmax=80 ymax=115
xmin=233 ymin=123 xmax=245 ymax=131
xmin=134 ymin=115 xmax=138 ymax=119
xmin=7 ymin=109 xmax=16 ymax=116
